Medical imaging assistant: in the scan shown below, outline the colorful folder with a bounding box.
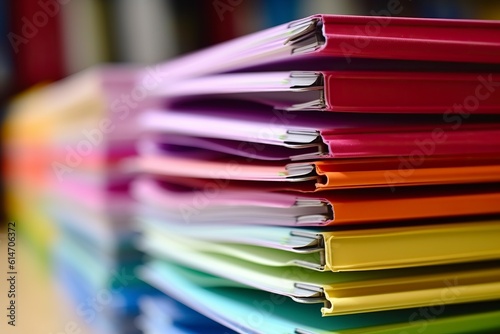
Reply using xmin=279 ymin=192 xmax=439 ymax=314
xmin=139 ymin=215 xmax=500 ymax=272
xmin=132 ymin=155 xmax=500 ymax=190
xmin=140 ymin=235 xmax=500 ymax=315
xmin=139 ymin=107 xmax=500 ymax=160
xmin=132 ymin=177 xmax=500 ymax=225
xmin=132 ymin=13 xmax=500 ymax=334
xmin=140 ymin=260 xmax=500 ymax=333
xmin=152 ymin=71 xmax=500 ymax=113
xmin=152 ymin=15 xmax=500 ymax=82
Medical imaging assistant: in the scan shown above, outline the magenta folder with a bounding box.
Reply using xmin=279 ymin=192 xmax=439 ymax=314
xmin=138 ymin=107 xmax=500 ymax=160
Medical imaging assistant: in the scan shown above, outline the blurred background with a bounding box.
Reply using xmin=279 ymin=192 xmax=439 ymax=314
xmin=3 ymin=0 xmax=500 ymax=214
xmin=1 ymin=0 xmax=499 ymax=333
xmin=2 ymin=0 xmax=500 ymax=97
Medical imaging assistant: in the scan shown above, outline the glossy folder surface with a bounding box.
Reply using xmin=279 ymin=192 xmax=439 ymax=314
xmin=132 ymin=177 xmax=500 ymax=225
xmin=140 ymin=260 xmax=500 ymax=333
xmin=152 ymin=14 xmax=500 ymax=82
xmin=133 ymin=13 xmax=500 ymax=334
xmin=133 ymin=155 xmax=500 ymax=190
xmin=153 ymin=71 xmax=500 ymax=113
xmin=140 ymin=216 xmax=500 ymax=272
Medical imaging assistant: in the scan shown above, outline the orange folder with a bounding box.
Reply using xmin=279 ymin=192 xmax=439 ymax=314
xmin=133 ymin=155 xmax=500 ymax=191
xmin=133 ymin=176 xmax=500 ymax=226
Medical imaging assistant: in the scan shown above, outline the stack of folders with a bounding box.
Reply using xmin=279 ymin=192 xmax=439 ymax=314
xmin=134 ymin=15 xmax=500 ymax=334
xmin=4 ymin=67 xmax=150 ymax=334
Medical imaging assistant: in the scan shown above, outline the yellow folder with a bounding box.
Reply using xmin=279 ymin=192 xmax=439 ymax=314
xmin=139 ymin=228 xmax=500 ymax=316
xmin=140 ymin=216 xmax=500 ymax=272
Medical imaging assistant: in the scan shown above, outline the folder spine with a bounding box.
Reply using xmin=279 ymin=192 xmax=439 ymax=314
xmin=285 ymin=18 xmax=325 ymax=55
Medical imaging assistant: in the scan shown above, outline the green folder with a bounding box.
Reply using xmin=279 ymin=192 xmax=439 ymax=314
xmin=140 ymin=260 xmax=500 ymax=334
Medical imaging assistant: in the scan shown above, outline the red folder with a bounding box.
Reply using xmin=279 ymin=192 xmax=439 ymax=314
xmin=322 ymin=71 xmax=500 ymax=113
xmin=152 ymin=15 xmax=500 ymax=83
xmin=155 ymin=71 xmax=500 ymax=113
xmin=316 ymin=15 xmax=500 ymax=64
